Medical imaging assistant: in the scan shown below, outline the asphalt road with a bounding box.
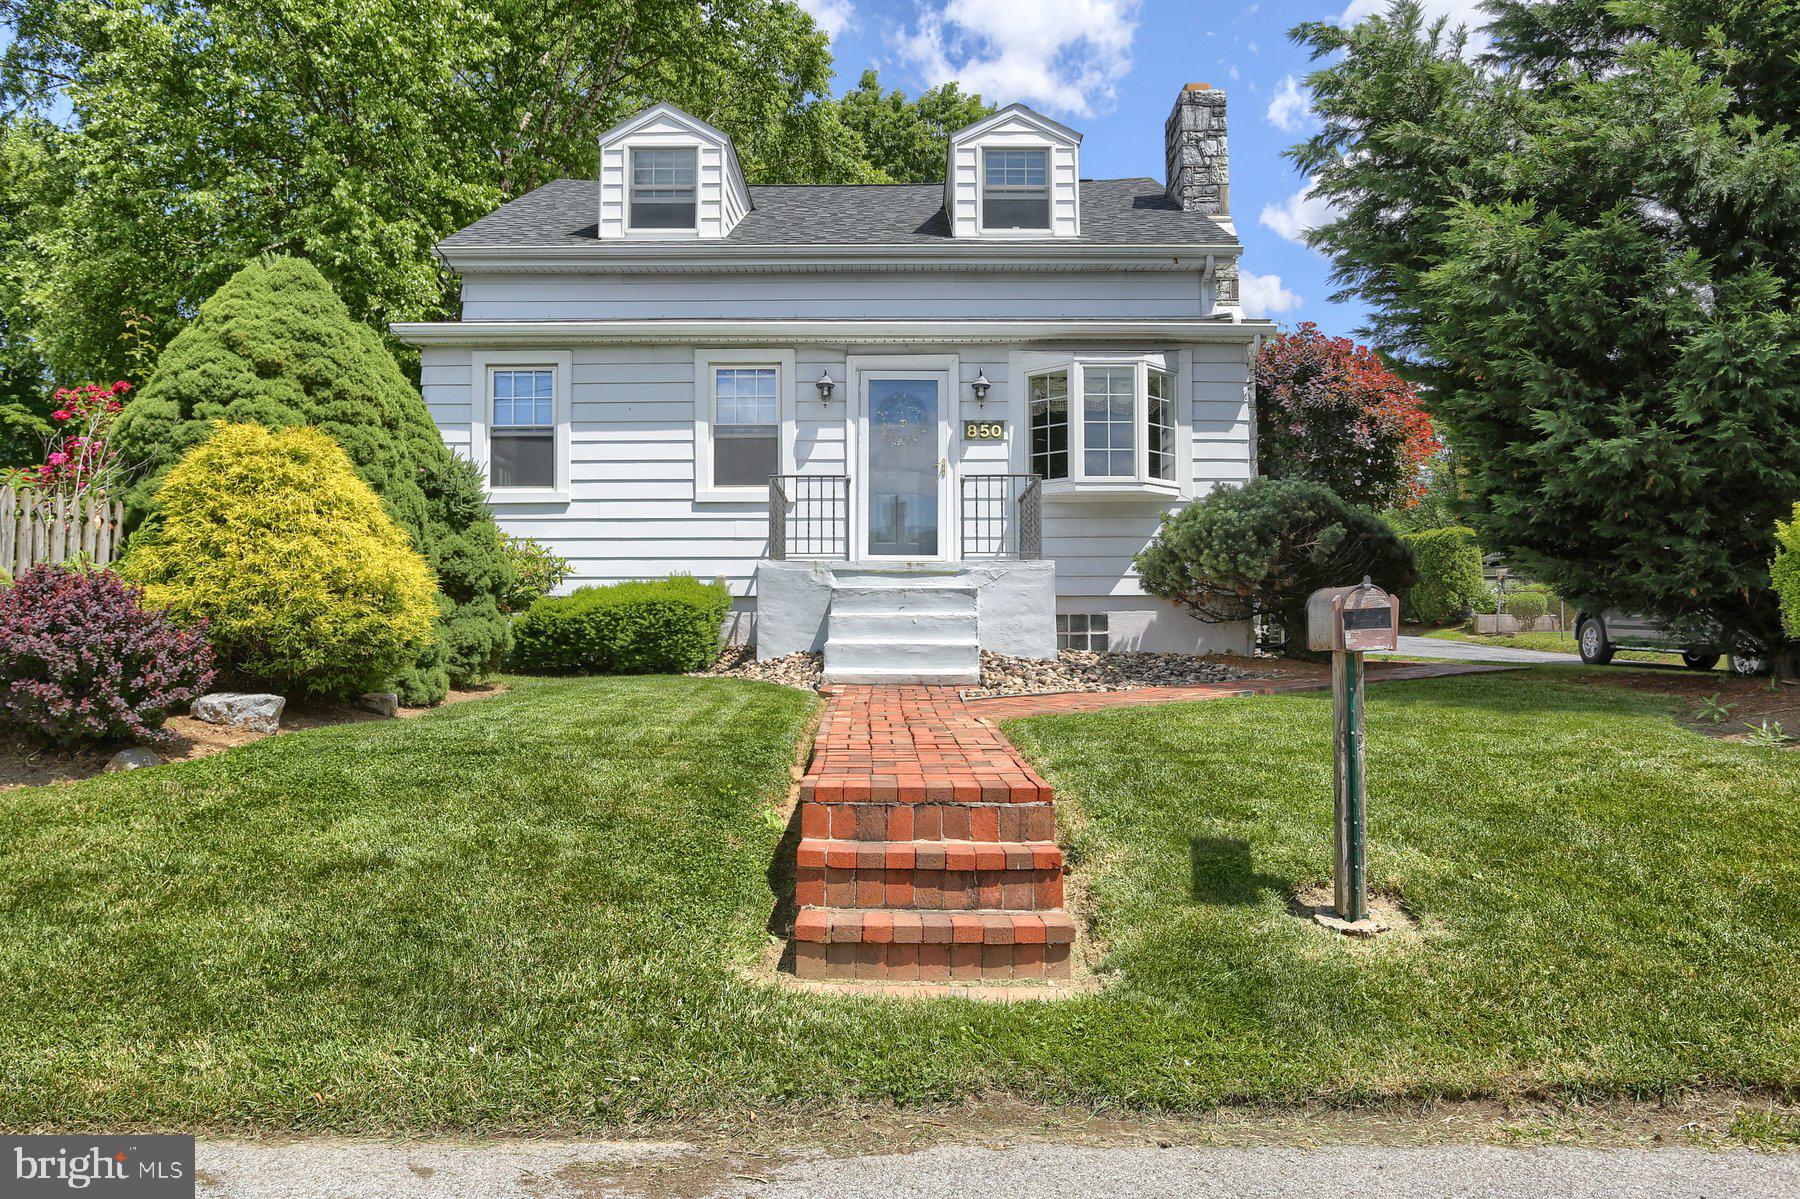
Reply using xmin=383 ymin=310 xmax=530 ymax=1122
xmin=1372 ymin=634 xmax=1583 ymax=665
xmin=195 ymin=1141 xmax=1800 ymax=1198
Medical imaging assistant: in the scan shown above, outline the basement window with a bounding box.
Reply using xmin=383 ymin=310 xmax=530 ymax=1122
xmin=1057 ymin=613 xmax=1110 ymax=652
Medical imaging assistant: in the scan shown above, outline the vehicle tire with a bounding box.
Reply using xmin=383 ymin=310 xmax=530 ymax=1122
xmin=1728 ymin=652 xmax=1767 ymax=678
xmin=1681 ymin=650 xmax=1721 ymax=672
xmin=1577 ymin=618 xmax=1614 ymax=665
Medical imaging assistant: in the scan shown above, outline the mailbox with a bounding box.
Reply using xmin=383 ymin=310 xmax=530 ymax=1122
xmin=1306 ymin=578 xmax=1399 ymax=653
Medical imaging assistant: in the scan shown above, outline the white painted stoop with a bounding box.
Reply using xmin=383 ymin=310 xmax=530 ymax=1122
xmin=822 ymin=567 xmax=981 ymax=685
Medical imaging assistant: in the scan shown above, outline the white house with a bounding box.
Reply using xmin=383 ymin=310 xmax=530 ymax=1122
xmin=394 ymin=83 xmax=1272 ymax=684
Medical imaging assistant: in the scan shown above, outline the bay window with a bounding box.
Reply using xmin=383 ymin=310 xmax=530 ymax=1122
xmin=1023 ymin=355 xmax=1182 ymax=494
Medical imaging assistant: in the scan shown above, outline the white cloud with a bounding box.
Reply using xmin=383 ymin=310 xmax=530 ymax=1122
xmin=1239 ymin=271 xmax=1302 ymax=317
xmin=1259 ymin=180 xmax=1340 ymax=245
xmin=900 ymin=0 xmax=1140 ymax=117
xmin=796 ymin=0 xmax=854 ymax=38
xmin=1265 ymin=75 xmax=1309 ymax=132
xmin=1339 ymin=0 xmax=1491 ymax=55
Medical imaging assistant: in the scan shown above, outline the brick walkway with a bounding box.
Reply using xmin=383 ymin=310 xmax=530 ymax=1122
xmin=790 ymin=686 xmax=1074 ymax=982
xmin=787 ymin=661 xmax=1512 ymax=984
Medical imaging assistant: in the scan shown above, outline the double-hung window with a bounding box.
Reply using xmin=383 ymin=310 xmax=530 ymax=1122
xmin=695 ymin=350 xmax=791 ymax=501
xmin=982 ymin=148 xmax=1050 ymax=230
xmin=489 ymin=368 xmax=556 ymax=490
xmin=711 ymin=367 xmax=779 ymax=487
xmin=1023 ymin=356 xmax=1182 ymax=493
xmin=630 ymin=147 xmax=697 ymax=229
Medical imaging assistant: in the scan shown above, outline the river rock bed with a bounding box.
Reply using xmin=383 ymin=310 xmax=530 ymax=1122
xmin=699 ymin=644 xmax=1255 ymax=697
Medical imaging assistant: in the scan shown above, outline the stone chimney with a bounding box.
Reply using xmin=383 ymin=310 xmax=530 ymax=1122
xmin=1165 ymin=82 xmax=1229 ymax=217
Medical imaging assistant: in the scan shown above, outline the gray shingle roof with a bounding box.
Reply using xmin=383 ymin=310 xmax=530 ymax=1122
xmin=439 ymin=178 xmax=1234 ymax=250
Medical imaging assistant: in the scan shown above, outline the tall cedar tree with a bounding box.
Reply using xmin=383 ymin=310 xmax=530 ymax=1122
xmin=111 ymin=256 xmax=512 ymax=704
xmin=1255 ymin=322 xmax=1438 ymax=509
xmin=1290 ymin=0 xmax=1800 ymax=669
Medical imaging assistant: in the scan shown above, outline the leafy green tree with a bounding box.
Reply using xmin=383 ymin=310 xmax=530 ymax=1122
xmin=0 ymin=0 xmax=847 ymax=380
xmin=829 ymin=70 xmax=994 ymax=182
xmin=0 ymin=114 xmax=65 ymax=466
xmin=111 ymin=255 xmax=512 ymax=704
xmin=1776 ymin=505 xmax=1800 ymax=639
xmin=1290 ymin=0 xmax=1800 ymax=671
xmin=1134 ymin=477 xmax=1416 ymax=660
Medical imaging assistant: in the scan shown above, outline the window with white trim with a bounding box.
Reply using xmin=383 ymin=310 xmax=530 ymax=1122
xmin=1024 ymin=357 xmax=1181 ymax=490
xmin=1147 ymin=368 xmax=1175 ymax=482
xmin=710 ymin=366 xmax=779 ymax=488
xmin=630 ymin=147 xmax=697 ymax=229
xmin=1028 ymin=369 xmax=1069 ymax=481
xmin=489 ymin=368 xmax=556 ymax=489
xmin=983 ymin=148 xmax=1050 ymax=230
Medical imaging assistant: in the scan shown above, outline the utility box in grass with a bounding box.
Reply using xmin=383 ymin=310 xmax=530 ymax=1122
xmin=1306 ymin=579 xmax=1399 ymax=653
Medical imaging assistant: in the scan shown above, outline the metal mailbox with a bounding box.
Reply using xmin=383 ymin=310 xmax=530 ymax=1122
xmin=1306 ymin=578 xmax=1399 ymax=653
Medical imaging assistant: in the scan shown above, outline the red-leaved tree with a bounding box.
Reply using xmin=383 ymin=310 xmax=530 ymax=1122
xmin=1255 ymin=323 xmax=1438 ymax=509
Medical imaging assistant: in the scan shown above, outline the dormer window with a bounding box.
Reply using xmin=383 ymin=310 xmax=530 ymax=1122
xmin=630 ymin=147 xmax=697 ymax=229
xmin=983 ymin=149 xmax=1050 ymax=230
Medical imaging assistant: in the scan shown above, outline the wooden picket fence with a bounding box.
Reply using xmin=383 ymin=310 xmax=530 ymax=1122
xmin=1 ymin=485 xmax=126 ymax=575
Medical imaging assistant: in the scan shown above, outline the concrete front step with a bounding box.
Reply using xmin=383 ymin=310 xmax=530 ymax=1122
xmin=822 ymin=637 xmax=980 ymax=685
xmin=800 ymin=799 xmax=1056 ymax=842
xmin=792 ymin=908 xmax=1077 ymax=981
xmin=826 ymin=608 xmax=980 ymax=642
xmin=826 ymin=584 xmax=978 ymax=616
xmin=797 ymin=837 xmax=1065 ymax=911
xmin=825 ymin=568 xmax=974 ymax=590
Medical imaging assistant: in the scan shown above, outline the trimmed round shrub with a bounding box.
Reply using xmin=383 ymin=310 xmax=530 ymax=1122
xmin=110 ymin=255 xmax=512 ymax=703
xmin=512 ymin=577 xmax=732 ymax=674
xmin=1501 ymin=588 xmax=1549 ymax=623
xmin=1134 ymin=477 xmax=1416 ymax=659
xmin=1777 ymin=504 xmax=1800 ymax=638
xmin=0 ymin=565 xmax=215 ymax=745
xmin=1401 ymin=526 xmax=1487 ymax=625
xmin=123 ymin=423 xmax=440 ymax=698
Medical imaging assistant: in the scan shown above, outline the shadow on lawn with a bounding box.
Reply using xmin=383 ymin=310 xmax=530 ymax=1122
xmin=1190 ymin=837 xmax=1291 ymax=906
xmin=765 ymin=800 xmax=803 ymax=973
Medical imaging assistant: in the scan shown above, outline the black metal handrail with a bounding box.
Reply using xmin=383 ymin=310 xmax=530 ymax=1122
xmin=768 ymin=474 xmax=850 ymax=561
xmin=959 ymin=474 xmax=1042 ymax=559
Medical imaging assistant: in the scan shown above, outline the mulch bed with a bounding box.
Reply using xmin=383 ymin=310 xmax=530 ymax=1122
xmin=0 ymin=685 xmax=505 ymax=792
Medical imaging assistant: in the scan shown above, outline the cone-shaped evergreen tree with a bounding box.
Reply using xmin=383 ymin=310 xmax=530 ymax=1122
xmin=112 ymin=255 xmax=511 ymax=703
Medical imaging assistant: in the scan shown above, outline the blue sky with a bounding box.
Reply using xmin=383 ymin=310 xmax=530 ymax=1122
xmin=803 ymin=0 xmax=1481 ymax=339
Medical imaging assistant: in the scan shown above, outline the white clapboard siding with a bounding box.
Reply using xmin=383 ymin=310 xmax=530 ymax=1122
xmin=459 ymin=270 xmax=1204 ymax=322
xmin=420 ymin=327 xmax=1253 ymax=603
xmin=1 ymin=487 xmax=125 ymax=576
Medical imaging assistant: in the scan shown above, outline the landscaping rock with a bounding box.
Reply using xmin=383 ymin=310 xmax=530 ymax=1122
xmin=192 ymin=692 xmax=285 ymax=733
xmin=358 ymin=691 xmax=401 ymax=718
xmin=694 ymin=644 xmax=824 ymax=691
xmin=104 ymin=747 xmax=163 ymax=773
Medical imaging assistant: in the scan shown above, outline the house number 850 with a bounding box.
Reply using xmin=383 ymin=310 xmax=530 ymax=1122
xmin=964 ymin=421 xmax=1006 ymax=440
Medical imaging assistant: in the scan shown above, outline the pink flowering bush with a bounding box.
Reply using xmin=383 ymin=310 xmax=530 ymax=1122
xmin=0 ymin=565 xmax=215 ymax=746
xmin=4 ymin=380 xmax=132 ymax=496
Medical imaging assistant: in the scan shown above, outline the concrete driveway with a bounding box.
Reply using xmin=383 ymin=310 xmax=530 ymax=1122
xmin=193 ymin=1140 xmax=1800 ymax=1198
xmin=1372 ymin=634 xmax=1582 ymax=665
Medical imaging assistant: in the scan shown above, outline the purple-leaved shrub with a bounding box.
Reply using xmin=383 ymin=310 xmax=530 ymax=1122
xmin=0 ymin=565 xmax=216 ymax=746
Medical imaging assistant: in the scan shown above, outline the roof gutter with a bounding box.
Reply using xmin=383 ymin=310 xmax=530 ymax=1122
xmin=391 ymin=317 xmax=1276 ymax=348
xmin=436 ymin=241 xmax=1244 ymax=275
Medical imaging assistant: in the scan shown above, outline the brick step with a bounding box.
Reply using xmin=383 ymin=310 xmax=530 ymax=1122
xmin=792 ymin=908 xmax=1076 ymax=981
xmin=801 ymin=774 xmax=1051 ymax=804
xmin=799 ymin=800 xmax=1055 ymax=844
xmin=796 ymin=838 xmax=1064 ymax=911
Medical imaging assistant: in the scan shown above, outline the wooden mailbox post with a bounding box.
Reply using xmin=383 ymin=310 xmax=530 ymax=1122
xmin=1305 ymin=578 xmax=1399 ymax=924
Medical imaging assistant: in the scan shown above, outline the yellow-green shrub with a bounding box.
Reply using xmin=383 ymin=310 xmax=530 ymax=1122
xmin=124 ymin=423 xmax=440 ymax=697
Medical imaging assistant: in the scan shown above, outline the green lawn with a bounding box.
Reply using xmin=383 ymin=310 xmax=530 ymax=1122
xmin=2 ymin=672 xmax=1796 ymax=1131
xmin=1420 ymin=625 xmax=1674 ymax=663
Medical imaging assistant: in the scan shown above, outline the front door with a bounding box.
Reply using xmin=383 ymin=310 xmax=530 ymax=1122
xmin=859 ymin=372 xmax=949 ymax=559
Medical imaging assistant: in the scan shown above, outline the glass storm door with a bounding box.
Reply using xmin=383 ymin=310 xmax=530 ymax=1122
xmin=865 ymin=377 xmax=942 ymax=558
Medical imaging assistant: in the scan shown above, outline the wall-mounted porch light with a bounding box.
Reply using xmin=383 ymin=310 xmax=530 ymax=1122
xmin=816 ymin=370 xmax=836 ymax=405
xmin=971 ymin=370 xmax=992 ymax=406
